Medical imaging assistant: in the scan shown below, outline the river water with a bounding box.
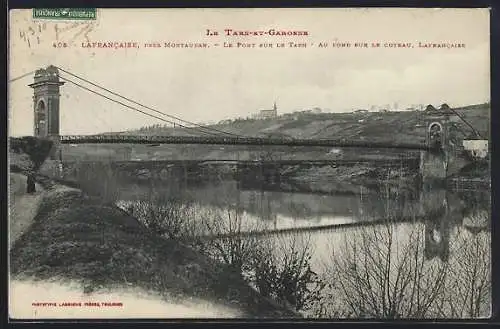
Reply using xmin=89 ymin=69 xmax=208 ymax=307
xmin=57 ymin=159 xmax=490 ymax=318
xmin=107 ymin=174 xmax=491 ymax=318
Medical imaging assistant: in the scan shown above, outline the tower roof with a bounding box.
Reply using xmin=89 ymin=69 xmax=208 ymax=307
xmin=29 ymin=66 xmax=64 ymax=87
xmin=425 ymin=104 xmax=437 ymax=112
xmin=423 ymin=103 xmax=455 ymax=118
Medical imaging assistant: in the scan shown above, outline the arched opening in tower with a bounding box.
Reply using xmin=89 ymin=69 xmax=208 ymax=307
xmin=429 ymin=122 xmax=444 ymax=151
xmin=35 ymin=100 xmax=46 ymax=136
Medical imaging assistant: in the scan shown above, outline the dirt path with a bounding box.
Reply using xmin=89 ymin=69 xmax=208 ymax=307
xmin=9 ymin=173 xmax=45 ymax=249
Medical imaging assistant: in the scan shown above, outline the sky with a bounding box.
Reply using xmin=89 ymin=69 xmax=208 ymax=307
xmin=8 ymin=8 xmax=490 ymax=136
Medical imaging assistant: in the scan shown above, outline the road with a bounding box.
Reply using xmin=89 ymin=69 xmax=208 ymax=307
xmin=9 ymin=173 xmax=45 ymax=249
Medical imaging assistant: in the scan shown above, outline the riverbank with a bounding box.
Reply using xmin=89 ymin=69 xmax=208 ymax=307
xmin=45 ymin=156 xmax=489 ymax=199
xmin=51 ymin=158 xmax=419 ymax=197
xmin=9 ymin=173 xmax=299 ymax=318
xmin=9 ymin=173 xmax=45 ymax=249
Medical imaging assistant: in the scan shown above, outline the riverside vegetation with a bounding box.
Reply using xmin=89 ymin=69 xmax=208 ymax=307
xmin=8 ymin=102 xmax=491 ymax=319
xmin=33 ymin=158 xmax=490 ymax=318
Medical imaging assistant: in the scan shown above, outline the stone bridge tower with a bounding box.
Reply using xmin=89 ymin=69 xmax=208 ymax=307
xmin=29 ymin=65 xmax=65 ymax=159
xmin=418 ymin=105 xmax=455 ymax=262
xmin=419 ymin=104 xmax=453 ymax=183
xmin=423 ymin=195 xmax=451 ymax=262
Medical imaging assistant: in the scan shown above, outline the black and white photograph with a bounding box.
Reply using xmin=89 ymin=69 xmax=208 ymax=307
xmin=8 ymin=8 xmax=491 ymax=319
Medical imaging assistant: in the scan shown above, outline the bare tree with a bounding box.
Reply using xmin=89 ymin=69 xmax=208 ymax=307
xmin=249 ymin=233 xmax=326 ymax=313
xmin=202 ymin=208 xmax=261 ymax=273
xmin=128 ymin=191 xmax=199 ymax=241
xmin=326 ymin=223 xmax=450 ymax=319
xmin=199 ymin=209 xmax=325 ymax=313
xmin=436 ymin=223 xmax=491 ymax=318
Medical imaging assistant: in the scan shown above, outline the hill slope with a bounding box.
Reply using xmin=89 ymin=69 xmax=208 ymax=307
xmin=126 ymin=103 xmax=489 ymax=142
xmin=9 ymin=181 xmax=299 ymax=318
xmin=89 ymin=103 xmax=488 ymax=162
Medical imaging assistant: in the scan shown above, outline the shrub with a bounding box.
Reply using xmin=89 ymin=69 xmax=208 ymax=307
xmin=249 ymin=234 xmax=326 ymax=312
xmin=10 ymin=137 xmax=53 ymax=171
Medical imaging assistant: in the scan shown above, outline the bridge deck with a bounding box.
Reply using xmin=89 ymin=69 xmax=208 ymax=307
xmin=105 ymin=159 xmax=419 ymax=166
xmin=60 ymin=135 xmax=430 ymax=151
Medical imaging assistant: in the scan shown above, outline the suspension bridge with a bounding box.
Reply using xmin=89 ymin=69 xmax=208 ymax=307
xmin=8 ymin=65 xmax=488 ymax=263
xmin=59 ymin=134 xmax=430 ymax=150
xmin=18 ymin=65 xmax=432 ymax=148
xmin=9 ymin=64 xmax=481 ymax=180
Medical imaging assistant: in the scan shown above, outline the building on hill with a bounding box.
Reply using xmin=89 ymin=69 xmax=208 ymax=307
xmin=252 ymin=102 xmax=278 ymax=120
xmin=463 ymin=139 xmax=489 ymax=159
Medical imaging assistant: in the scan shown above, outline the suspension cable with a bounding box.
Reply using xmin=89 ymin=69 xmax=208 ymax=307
xmin=8 ymin=70 xmax=36 ymax=83
xmin=58 ymin=75 xmax=221 ymax=136
xmin=55 ymin=66 xmax=245 ymax=137
xmin=447 ymin=107 xmax=485 ymax=139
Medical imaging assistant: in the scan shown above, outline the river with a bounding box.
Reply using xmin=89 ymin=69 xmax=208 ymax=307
xmin=60 ymin=163 xmax=491 ymax=318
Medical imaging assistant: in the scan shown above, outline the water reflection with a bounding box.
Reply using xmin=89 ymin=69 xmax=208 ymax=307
xmin=115 ymin=177 xmax=490 ymax=266
xmin=313 ymin=221 xmax=491 ymax=318
xmin=63 ymin=161 xmax=491 ymax=318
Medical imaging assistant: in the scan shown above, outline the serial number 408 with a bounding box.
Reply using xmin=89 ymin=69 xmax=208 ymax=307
xmin=53 ymin=42 xmax=68 ymax=48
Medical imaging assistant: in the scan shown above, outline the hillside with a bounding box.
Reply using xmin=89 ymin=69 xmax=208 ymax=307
xmin=126 ymin=103 xmax=489 ymax=142
xmin=9 ymin=142 xmax=300 ymax=318
xmin=9 ymin=175 xmax=299 ymax=318
xmin=62 ymin=103 xmax=487 ymax=162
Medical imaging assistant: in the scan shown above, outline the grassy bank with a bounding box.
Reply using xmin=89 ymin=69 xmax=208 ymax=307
xmin=9 ymin=184 xmax=299 ymax=318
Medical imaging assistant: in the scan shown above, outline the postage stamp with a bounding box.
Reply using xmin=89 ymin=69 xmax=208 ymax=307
xmin=7 ymin=7 xmax=491 ymax=321
xmin=32 ymin=8 xmax=97 ymax=21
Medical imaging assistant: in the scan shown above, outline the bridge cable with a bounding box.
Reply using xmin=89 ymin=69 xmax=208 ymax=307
xmin=8 ymin=70 xmax=36 ymax=83
xmin=58 ymin=75 xmax=222 ymax=136
xmin=59 ymin=75 xmax=219 ymax=136
xmin=446 ymin=107 xmax=485 ymax=139
xmin=55 ymin=66 xmax=247 ymax=138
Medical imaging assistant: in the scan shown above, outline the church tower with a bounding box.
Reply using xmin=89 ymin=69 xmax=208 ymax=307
xmin=29 ymin=65 xmax=65 ymax=138
xmin=273 ymin=101 xmax=277 ymax=117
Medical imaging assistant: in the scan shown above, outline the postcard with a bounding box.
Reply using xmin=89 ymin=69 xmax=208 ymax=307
xmin=8 ymin=7 xmax=491 ymax=320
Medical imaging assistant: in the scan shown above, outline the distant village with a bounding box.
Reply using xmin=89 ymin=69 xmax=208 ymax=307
xmin=136 ymin=100 xmax=489 ymax=161
xmin=217 ymin=101 xmax=489 ymax=160
xmin=128 ymin=102 xmax=490 ymax=163
xmin=220 ymin=101 xmax=428 ymax=124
